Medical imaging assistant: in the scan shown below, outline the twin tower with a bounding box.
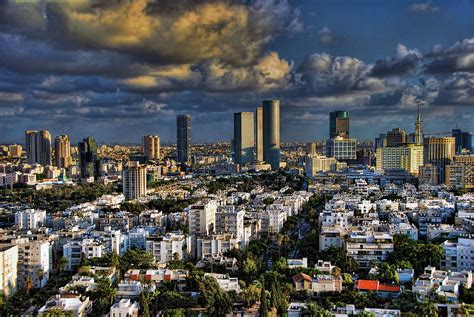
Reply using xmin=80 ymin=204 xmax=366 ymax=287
xmin=233 ymin=99 xmax=280 ymax=170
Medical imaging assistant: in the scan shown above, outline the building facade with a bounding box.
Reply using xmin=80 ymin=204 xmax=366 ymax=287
xmin=143 ymin=135 xmax=160 ymax=161
xmin=329 ymin=111 xmax=349 ymax=139
xmin=122 ymin=161 xmax=147 ymax=201
xmin=262 ymin=100 xmax=281 ymax=170
xmin=233 ymin=112 xmax=255 ymax=165
xmin=55 ymin=135 xmax=73 ymax=168
xmin=176 ymin=114 xmax=192 ymax=166
xmin=26 ymin=130 xmax=52 ymax=166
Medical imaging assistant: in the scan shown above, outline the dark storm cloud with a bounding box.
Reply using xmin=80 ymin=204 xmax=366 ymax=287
xmin=370 ymin=44 xmax=423 ymax=77
xmin=425 ymin=38 xmax=474 ymax=74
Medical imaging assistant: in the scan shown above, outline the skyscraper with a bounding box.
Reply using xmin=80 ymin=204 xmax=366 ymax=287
xmin=423 ymin=136 xmax=456 ymax=184
xmin=143 ymin=135 xmax=161 ymax=161
xmin=122 ymin=161 xmax=147 ymax=200
xmin=25 ymin=130 xmax=52 ymax=166
xmin=54 ymin=135 xmax=73 ymax=168
xmin=329 ymin=111 xmax=349 ymax=139
xmin=233 ymin=112 xmax=255 ymax=165
xmin=177 ymin=114 xmax=192 ymax=165
xmin=262 ymin=100 xmax=280 ymax=170
xmin=386 ymin=128 xmax=407 ymax=147
xmin=78 ymin=137 xmax=99 ymax=179
xmin=415 ymin=106 xmax=422 ymax=145
xmin=452 ymin=129 xmax=473 ymax=153
xmin=255 ymin=107 xmax=263 ymax=161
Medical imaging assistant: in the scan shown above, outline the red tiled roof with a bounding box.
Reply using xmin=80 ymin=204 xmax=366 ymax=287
xmin=292 ymin=272 xmax=312 ymax=283
xmin=355 ymin=280 xmax=400 ymax=292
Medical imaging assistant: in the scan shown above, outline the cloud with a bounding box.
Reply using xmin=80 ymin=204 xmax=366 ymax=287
xmin=371 ymin=44 xmax=422 ymax=77
xmin=0 ymin=91 xmax=24 ymax=102
xmin=426 ymin=38 xmax=474 ymax=73
xmin=408 ymin=2 xmax=439 ymax=13
xmin=1 ymin=0 xmax=301 ymax=66
xmin=318 ymin=26 xmax=338 ymax=45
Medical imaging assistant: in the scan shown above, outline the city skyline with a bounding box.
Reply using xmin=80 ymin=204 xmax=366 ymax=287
xmin=1 ymin=0 xmax=474 ymax=143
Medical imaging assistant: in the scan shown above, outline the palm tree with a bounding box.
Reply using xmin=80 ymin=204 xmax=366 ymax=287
xmin=36 ymin=268 xmax=45 ymax=288
xmin=57 ymin=256 xmax=68 ymax=275
xmin=25 ymin=276 xmax=33 ymax=294
xmin=331 ymin=266 xmax=342 ymax=278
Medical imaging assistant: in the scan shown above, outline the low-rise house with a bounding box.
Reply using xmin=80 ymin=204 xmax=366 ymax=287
xmin=287 ymin=258 xmax=308 ymax=269
xmin=292 ymin=272 xmax=343 ymax=295
xmin=314 ymin=260 xmax=336 ymax=274
xmin=38 ymin=294 xmax=92 ymax=317
xmin=204 ymin=273 xmax=241 ymax=293
xmin=110 ymin=299 xmax=139 ymax=317
xmin=355 ymin=280 xmax=401 ymax=298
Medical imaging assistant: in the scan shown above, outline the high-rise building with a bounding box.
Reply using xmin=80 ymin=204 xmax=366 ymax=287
xmin=445 ymin=154 xmax=474 ymax=189
xmin=78 ymin=137 xmax=99 ymax=179
xmin=415 ymin=106 xmax=422 ymax=145
xmin=14 ymin=209 xmax=47 ymax=229
xmin=386 ymin=128 xmax=406 ymax=147
xmin=176 ymin=114 xmax=192 ymax=165
xmin=54 ymin=135 xmax=73 ymax=168
xmin=255 ymin=107 xmax=263 ymax=161
xmin=142 ymin=135 xmax=161 ymax=161
xmin=375 ymin=134 xmax=387 ymax=150
xmin=306 ymin=142 xmax=317 ymax=155
xmin=326 ymin=137 xmax=357 ymax=161
xmin=452 ymin=129 xmax=473 ymax=153
xmin=262 ymin=100 xmax=280 ymax=170
xmin=8 ymin=144 xmax=22 ymax=158
xmin=0 ymin=245 xmax=18 ymax=297
xmin=375 ymin=144 xmax=423 ymax=175
xmin=122 ymin=161 xmax=147 ymax=201
xmin=188 ymin=200 xmax=217 ymax=236
xmin=25 ymin=130 xmax=52 ymax=165
xmin=423 ymin=136 xmax=456 ymax=184
xmin=233 ymin=112 xmax=255 ymax=165
xmin=329 ymin=111 xmax=349 ymax=139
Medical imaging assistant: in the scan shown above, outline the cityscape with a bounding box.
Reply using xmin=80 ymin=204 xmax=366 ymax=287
xmin=1 ymin=1 xmax=474 ymax=317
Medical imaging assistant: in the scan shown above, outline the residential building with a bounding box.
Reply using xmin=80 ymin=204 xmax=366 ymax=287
xmin=355 ymin=280 xmax=401 ymax=298
xmin=0 ymin=245 xmax=18 ymax=297
xmin=188 ymin=200 xmax=217 ymax=236
xmin=38 ymin=294 xmax=92 ymax=317
xmin=146 ymin=232 xmax=189 ymax=263
xmin=346 ymin=232 xmax=394 ymax=269
xmin=204 ymin=273 xmax=241 ymax=292
xmin=55 ymin=135 xmax=73 ymax=168
xmin=441 ymin=235 xmax=474 ymax=272
xmin=63 ymin=240 xmax=104 ymax=271
xmin=292 ymin=272 xmax=342 ymax=295
xmin=215 ymin=205 xmax=245 ymax=244
xmin=15 ymin=209 xmax=47 ymax=229
xmin=445 ymin=154 xmax=474 ymax=189
xmin=122 ymin=161 xmax=147 ymax=200
xmin=110 ymin=299 xmax=139 ymax=317
xmin=26 ymin=130 xmax=52 ymax=165
xmin=196 ymin=233 xmax=240 ymax=259
xmin=143 ymin=135 xmax=160 ymax=161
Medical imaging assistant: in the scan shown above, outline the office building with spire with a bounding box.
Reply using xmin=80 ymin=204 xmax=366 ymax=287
xmin=176 ymin=115 xmax=192 ymax=166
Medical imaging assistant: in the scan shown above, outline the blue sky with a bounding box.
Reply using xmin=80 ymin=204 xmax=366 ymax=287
xmin=0 ymin=0 xmax=473 ymax=144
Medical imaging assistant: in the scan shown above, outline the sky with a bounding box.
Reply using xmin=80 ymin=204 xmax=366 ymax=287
xmin=0 ymin=0 xmax=473 ymax=144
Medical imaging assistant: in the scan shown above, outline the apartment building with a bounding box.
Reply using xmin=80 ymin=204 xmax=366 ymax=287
xmin=346 ymin=231 xmax=394 ymax=269
xmin=0 ymin=245 xmax=18 ymax=297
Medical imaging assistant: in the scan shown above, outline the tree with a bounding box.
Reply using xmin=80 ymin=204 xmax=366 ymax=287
xmin=57 ymin=256 xmax=68 ymax=274
xmin=36 ymin=268 xmax=45 ymax=287
xmin=25 ymin=276 xmax=33 ymax=294
xmin=420 ymin=299 xmax=438 ymax=317
xmin=307 ymin=302 xmax=331 ymax=317
xmin=259 ymin=277 xmax=268 ymax=317
xmin=120 ymin=249 xmax=155 ymax=272
xmin=240 ymin=282 xmax=261 ymax=307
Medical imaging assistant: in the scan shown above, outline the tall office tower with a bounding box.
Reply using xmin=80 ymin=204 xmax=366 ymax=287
xmin=329 ymin=111 xmax=349 ymax=139
xmin=386 ymin=128 xmax=407 ymax=147
xmin=233 ymin=112 xmax=255 ymax=165
xmin=25 ymin=130 xmax=52 ymax=165
xmin=143 ymin=135 xmax=161 ymax=161
xmin=375 ymin=134 xmax=387 ymax=150
xmin=54 ymin=135 xmax=73 ymax=168
xmin=122 ymin=161 xmax=147 ymax=201
xmin=306 ymin=142 xmax=317 ymax=155
xmin=176 ymin=114 xmax=192 ymax=165
xmin=78 ymin=137 xmax=99 ymax=179
xmin=255 ymin=107 xmax=264 ymax=161
xmin=262 ymin=100 xmax=280 ymax=170
xmin=452 ymin=129 xmax=473 ymax=153
xmin=415 ymin=106 xmax=422 ymax=145
xmin=423 ymin=136 xmax=456 ymax=184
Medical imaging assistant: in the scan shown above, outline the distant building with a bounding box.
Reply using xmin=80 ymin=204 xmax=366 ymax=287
xmin=376 ymin=144 xmax=423 ymax=175
xmin=305 ymin=154 xmax=346 ymax=177
xmin=26 ymin=130 xmax=52 ymax=165
xmin=445 ymin=154 xmax=474 ymax=189
xmin=452 ymin=129 xmax=473 ymax=153
xmin=78 ymin=137 xmax=99 ymax=179
xmin=122 ymin=161 xmax=147 ymax=200
xmin=110 ymin=299 xmax=139 ymax=317
xmin=419 ymin=164 xmax=439 ymax=186
xmin=326 ymin=137 xmax=357 ymax=161
xmin=15 ymin=209 xmax=46 ymax=229
xmin=0 ymin=245 xmax=18 ymax=297
xmin=255 ymin=107 xmax=264 ymax=162
xmin=262 ymin=100 xmax=281 ymax=170
xmin=38 ymin=294 xmax=92 ymax=317
xmin=386 ymin=128 xmax=406 ymax=147
xmin=143 ymin=135 xmax=160 ymax=161
xmin=423 ymin=136 xmax=456 ymax=184
xmin=233 ymin=112 xmax=255 ymax=165
xmin=146 ymin=232 xmax=189 ymax=263
xmin=215 ymin=206 xmax=245 ymax=244
xmin=188 ymin=200 xmax=218 ymax=236
xmin=176 ymin=114 xmax=192 ymax=166
xmin=55 ymin=135 xmax=73 ymax=168
xmin=329 ymin=111 xmax=349 ymax=139
xmin=8 ymin=144 xmax=22 ymax=158
xmin=441 ymin=235 xmax=474 ymax=272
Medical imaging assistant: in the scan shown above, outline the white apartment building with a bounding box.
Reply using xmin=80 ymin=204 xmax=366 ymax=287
xmin=15 ymin=209 xmax=47 ymax=229
xmin=146 ymin=232 xmax=189 ymax=263
xmin=319 ymin=227 xmax=345 ymax=251
xmin=196 ymin=233 xmax=240 ymax=259
xmin=122 ymin=161 xmax=147 ymax=201
xmin=63 ymin=239 xmax=104 ymax=271
xmin=215 ymin=205 xmax=245 ymax=244
xmin=0 ymin=245 xmax=18 ymax=297
xmin=204 ymin=273 xmax=241 ymax=292
xmin=346 ymin=231 xmax=394 ymax=269
xmin=441 ymin=235 xmax=474 ymax=272
xmin=38 ymin=294 xmax=92 ymax=317
xmin=110 ymin=299 xmax=139 ymax=317
xmin=16 ymin=238 xmax=51 ymax=288
xmin=267 ymin=206 xmax=287 ymax=234
xmin=188 ymin=200 xmax=218 ymax=236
